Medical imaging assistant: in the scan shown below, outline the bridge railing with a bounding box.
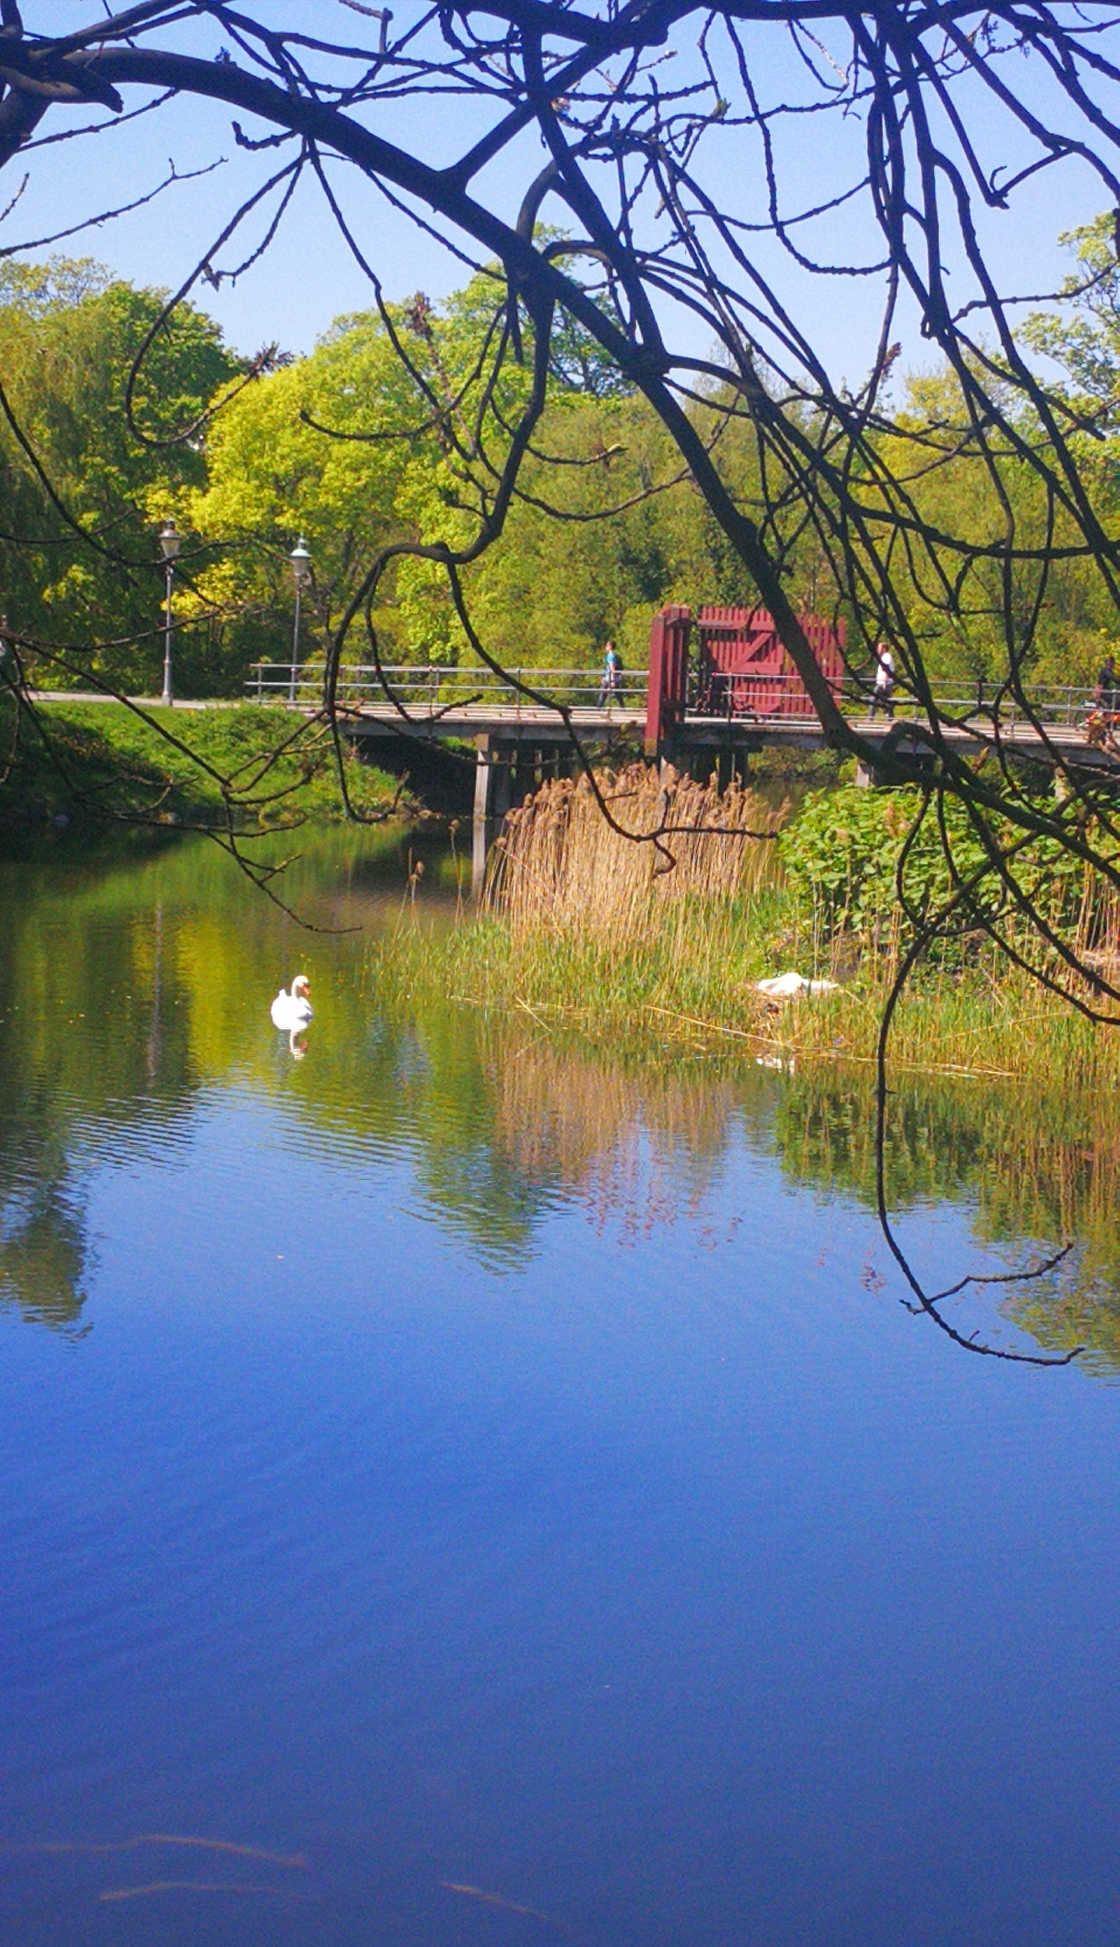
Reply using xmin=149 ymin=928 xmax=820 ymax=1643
xmin=246 ymin=661 xmax=1106 ymax=733
xmin=915 ymin=684 xmax=1100 ymax=729
xmin=245 ymin=662 xmax=649 ymax=712
xmin=687 ymin=673 xmax=1105 ymax=729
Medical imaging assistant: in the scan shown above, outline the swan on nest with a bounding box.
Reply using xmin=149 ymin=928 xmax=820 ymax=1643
xmin=755 ymin=972 xmax=840 ymax=1000
xmin=270 ymin=975 xmax=313 ymax=1031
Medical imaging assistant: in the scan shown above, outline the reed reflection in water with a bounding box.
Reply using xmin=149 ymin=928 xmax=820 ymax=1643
xmin=4 ymin=832 xmax=1120 ymax=1947
xmin=1 ymin=829 xmax=1119 ymax=1360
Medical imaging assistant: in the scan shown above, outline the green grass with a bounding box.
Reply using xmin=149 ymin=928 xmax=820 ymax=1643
xmin=0 ymin=697 xmax=413 ymax=842
xmin=371 ymin=885 xmax=1120 ymax=1091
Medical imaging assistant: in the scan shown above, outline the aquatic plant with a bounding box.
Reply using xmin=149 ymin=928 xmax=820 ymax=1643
xmin=487 ymin=762 xmax=785 ymax=940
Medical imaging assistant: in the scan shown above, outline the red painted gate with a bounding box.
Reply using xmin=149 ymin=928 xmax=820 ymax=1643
xmin=644 ymin=604 xmax=845 ymax=751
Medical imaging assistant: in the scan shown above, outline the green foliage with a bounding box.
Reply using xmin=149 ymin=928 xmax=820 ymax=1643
xmin=0 ymin=254 xmax=781 ymax=698
xmin=1023 ymin=212 xmax=1120 ymax=421
xmin=189 ymin=273 xmax=784 ymax=673
xmin=0 ymin=257 xmax=240 ymax=691
xmin=6 ymin=235 xmax=1120 ymax=703
xmin=868 ymin=356 xmax=1120 ymax=688
xmin=185 ymin=302 xmax=423 ymax=662
xmin=780 ymin=781 xmax=1091 ymax=951
xmin=783 ymin=785 xmax=917 ymax=940
xmin=0 ymin=697 xmax=407 ymax=837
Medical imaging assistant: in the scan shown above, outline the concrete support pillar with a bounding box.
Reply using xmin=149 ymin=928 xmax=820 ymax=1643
xmin=471 ymin=737 xmax=515 ymax=899
xmin=492 ymin=744 xmax=513 ymax=821
xmin=472 ymin=737 xmax=493 ymax=899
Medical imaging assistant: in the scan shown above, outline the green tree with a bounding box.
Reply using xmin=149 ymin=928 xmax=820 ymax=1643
xmin=0 ymin=256 xmax=240 ymax=692
xmin=191 ymin=278 xmax=789 ymax=676
xmin=1024 ymin=213 xmax=1120 ymax=421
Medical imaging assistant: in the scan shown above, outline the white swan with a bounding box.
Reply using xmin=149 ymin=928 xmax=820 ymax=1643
xmin=755 ymin=972 xmax=841 ymax=1000
xmin=271 ymin=974 xmax=313 ymax=1031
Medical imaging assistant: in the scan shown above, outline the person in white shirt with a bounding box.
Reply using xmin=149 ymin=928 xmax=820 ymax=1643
xmin=870 ymin=641 xmax=895 ymax=718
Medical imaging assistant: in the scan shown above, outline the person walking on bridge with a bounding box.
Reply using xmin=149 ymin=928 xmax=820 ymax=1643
xmin=869 ymin=641 xmax=896 ymax=718
xmin=597 ymin=640 xmax=623 ymax=711
xmin=1095 ymin=653 xmax=1119 ymax=715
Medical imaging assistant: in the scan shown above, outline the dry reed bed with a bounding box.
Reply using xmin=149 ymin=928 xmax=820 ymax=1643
xmin=373 ymin=764 xmax=1120 ymax=1091
xmin=487 ymin=763 xmax=786 ymax=938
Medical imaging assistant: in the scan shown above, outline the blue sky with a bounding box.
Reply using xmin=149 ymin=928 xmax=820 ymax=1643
xmin=3 ymin=6 xmax=1110 ymax=382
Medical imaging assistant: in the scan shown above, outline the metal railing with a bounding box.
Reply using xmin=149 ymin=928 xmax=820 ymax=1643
xmin=246 ymin=662 xmax=1106 ymax=734
xmin=687 ymin=671 xmax=1105 ymax=731
xmin=246 ymin=662 xmax=649 ymax=714
xmin=906 ymin=683 xmax=1100 ymax=730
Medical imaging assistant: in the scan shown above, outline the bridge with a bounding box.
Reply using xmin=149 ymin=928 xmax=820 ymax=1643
xmin=28 ymin=588 xmax=1116 ymax=898
xmin=247 ymin=600 xmax=1119 ymax=785
xmin=248 ymin=656 xmax=1117 ymax=764
xmin=25 ymin=590 xmax=1118 ymax=896
xmin=246 ymin=648 xmax=1120 ymax=890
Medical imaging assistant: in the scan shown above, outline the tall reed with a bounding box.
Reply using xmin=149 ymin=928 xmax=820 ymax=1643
xmin=370 ymin=762 xmax=1120 ymax=1090
xmin=487 ymin=762 xmax=786 ymax=939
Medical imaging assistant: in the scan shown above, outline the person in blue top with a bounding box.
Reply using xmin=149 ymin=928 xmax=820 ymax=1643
xmin=597 ymin=640 xmax=622 ymax=709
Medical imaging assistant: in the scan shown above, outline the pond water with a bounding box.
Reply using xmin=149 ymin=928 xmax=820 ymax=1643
xmin=2 ymin=830 xmax=1120 ymax=1946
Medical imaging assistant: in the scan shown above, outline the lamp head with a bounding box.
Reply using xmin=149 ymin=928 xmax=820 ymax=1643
xmin=290 ymin=536 xmax=312 ymax=585
xmin=159 ymin=518 xmax=181 ymax=562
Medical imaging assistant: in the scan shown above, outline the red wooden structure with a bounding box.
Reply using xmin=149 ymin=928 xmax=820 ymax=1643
xmin=644 ymin=604 xmax=846 ymax=752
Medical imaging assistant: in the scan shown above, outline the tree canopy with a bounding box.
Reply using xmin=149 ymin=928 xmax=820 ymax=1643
xmin=0 ymin=256 xmax=240 ymax=690
xmin=4 ymin=0 xmax=1120 ymax=1349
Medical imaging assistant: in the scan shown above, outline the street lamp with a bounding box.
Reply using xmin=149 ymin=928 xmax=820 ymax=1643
xmin=158 ymin=519 xmax=180 ymax=706
xmin=289 ymin=535 xmax=312 ymax=704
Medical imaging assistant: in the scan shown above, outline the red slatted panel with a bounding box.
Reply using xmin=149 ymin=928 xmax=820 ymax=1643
xmin=695 ymin=606 xmax=844 ymax=718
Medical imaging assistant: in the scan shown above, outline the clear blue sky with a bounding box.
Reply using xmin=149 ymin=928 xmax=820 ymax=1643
xmin=3 ymin=8 xmax=1108 ymax=382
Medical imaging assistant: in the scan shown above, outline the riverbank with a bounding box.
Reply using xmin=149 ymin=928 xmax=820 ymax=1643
xmin=371 ymin=906 xmax=1120 ymax=1088
xmin=0 ymin=696 xmax=416 ymax=842
xmin=369 ymin=762 xmax=1120 ymax=1092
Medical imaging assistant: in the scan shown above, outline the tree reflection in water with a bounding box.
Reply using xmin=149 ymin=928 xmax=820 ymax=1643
xmin=777 ymin=1074 xmax=1120 ymax=1368
xmin=0 ymin=1108 xmax=91 ymax=1336
xmin=2 ymin=832 xmax=1120 ymax=1365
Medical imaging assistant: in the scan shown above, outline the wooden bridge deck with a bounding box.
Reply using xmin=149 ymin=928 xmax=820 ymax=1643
xmin=344 ymin=700 xmax=1120 ymax=771
xmin=30 ymin=684 xmax=1120 ymax=772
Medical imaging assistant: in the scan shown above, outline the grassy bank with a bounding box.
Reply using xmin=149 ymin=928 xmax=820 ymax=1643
xmin=370 ymin=762 xmax=1120 ymax=1091
xmin=0 ymin=696 xmax=413 ymax=841
xmin=373 ymin=906 xmax=1120 ymax=1086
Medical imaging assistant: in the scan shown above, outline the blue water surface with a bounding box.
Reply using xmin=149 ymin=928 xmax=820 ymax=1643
xmin=0 ymin=838 xmax=1117 ymax=1946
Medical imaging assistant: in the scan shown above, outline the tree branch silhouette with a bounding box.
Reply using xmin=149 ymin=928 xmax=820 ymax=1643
xmin=1 ymin=0 xmax=1119 ymax=1351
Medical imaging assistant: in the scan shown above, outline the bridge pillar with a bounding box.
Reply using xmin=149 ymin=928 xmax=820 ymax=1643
xmin=472 ymin=736 xmax=516 ymax=898
xmin=855 ymin=722 xmax=937 ymax=788
xmin=645 ymin=605 xmax=692 ymax=756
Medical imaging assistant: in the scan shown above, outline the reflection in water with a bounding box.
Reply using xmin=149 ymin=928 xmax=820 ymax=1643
xmin=0 ymin=1160 xmax=90 ymax=1336
xmin=2 ymin=828 xmax=1120 ymax=1356
xmin=490 ymin=1040 xmax=744 ymax=1245
xmin=145 ymin=901 xmax=163 ymax=1086
xmin=7 ymin=831 xmax=1120 ymax=1947
xmin=777 ymin=1074 xmax=1120 ymax=1367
